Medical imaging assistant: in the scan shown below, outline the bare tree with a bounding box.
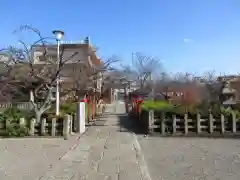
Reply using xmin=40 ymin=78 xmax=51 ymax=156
xmin=160 ymin=70 xmax=222 ymax=107
xmin=154 ymin=72 xmax=202 ymax=104
xmin=62 ymin=57 xmax=117 ymax=101
xmin=121 ymin=52 xmax=162 ymax=89
xmin=0 ymin=25 xmax=113 ymax=122
xmin=201 ymin=70 xmax=222 ymax=104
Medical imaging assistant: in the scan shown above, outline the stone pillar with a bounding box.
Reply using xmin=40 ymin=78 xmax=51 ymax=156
xmin=196 ymin=113 xmax=201 ymax=134
xmin=76 ymin=102 xmax=86 ymax=134
xmin=19 ymin=117 xmax=26 ymax=128
xmin=220 ymin=114 xmax=225 ymax=134
xmin=41 ymin=118 xmax=46 ymax=136
xmin=63 ymin=115 xmax=70 ymax=140
xmin=184 ymin=114 xmax=188 ymax=134
xmin=29 ymin=118 xmax=36 ymax=136
xmin=148 ymin=110 xmax=154 ymax=133
xmin=161 ymin=112 xmax=165 ymax=135
xmin=232 ymin=112 xmax=237 ymax=133
xmin=51 ymin=118 xmax=56 ymax=136
xmin=209 ymin=113 xmax=213 ymax=134
xmin=172 ymin=115 xmax=177 ymax=134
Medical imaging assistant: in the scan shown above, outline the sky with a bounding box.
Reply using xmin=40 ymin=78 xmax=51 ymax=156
xmin=1 ymin=0 xmax=240 ymax=75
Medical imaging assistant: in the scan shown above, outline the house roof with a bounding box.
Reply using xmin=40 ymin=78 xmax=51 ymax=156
xmin=32 ymin=43 xmax=89 ymax=50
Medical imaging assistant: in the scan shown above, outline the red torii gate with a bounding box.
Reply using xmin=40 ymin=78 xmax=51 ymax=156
xmin=131 ymin=94 xmax=144 ymax=115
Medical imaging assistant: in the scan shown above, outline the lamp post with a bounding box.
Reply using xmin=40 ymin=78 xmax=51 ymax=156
xmin=52 ymin=30 xmax=64 ymax=116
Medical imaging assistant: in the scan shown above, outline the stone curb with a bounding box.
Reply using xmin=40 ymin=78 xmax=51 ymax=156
xmin=58 ymin=123 xmax=92 ymax=160
xmin=132 ymin=133 xmax=152 ymax=180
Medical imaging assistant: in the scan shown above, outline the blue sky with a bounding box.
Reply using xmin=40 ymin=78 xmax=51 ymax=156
xmin=1 ymin=0 xmax=240 ymax=75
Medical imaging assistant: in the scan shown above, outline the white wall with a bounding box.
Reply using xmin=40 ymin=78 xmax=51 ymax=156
xmin=33 ymin=47 xmax=89 ymax=64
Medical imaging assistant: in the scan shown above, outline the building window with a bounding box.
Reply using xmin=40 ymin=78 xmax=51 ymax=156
xmin=48 ymin=55 xmax=57 ymax=62
xmin=38 ymin=54 xmax=57 ymax=62
xmin=38 ymin=55 xmax=45 ymax=61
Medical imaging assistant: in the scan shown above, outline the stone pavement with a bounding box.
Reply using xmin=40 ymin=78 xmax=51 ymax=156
xmin=40 ymin=113 xmax=149 ymax=180
xmin=138 ymin=136 xmax=240 ymax=180
xmin=0 ymin=133 xmax=86 ymax=180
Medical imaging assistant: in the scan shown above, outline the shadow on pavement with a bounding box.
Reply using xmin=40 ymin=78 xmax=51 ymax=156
xmin=116 ymin=113 xmax=144 ymax=134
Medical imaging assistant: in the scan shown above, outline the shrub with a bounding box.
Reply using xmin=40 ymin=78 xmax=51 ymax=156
xmin=140 ymin=100 xmax=231 ymax=118
xmin=5 ymin=122 xmax=28 ymax=137
xmin=44 ymin=102 xmax=77 ymax=120
xmin=220 ymin=106 xmax=240 ymax=120
xmin=44 ymin=102 xmax=96 ymax=122
xmin=1 ymin=107 xmax=29 ymax=137
xmin=3 ymin=107 xmax=27 ymax=120
xmin=0 ymin=114 xmax=5 ymax=122
xmin=60 ymin=103 xmax=76 ymax=115
xmin=141 ymin=100 xmax=174 ymax=111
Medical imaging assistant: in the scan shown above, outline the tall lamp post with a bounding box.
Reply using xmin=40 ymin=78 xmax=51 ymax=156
xmin=52 ymin=30 xmax=64 ymax=116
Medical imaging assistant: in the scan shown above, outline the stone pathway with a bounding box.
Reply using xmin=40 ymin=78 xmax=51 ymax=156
xmin=0 ymin=134 xmax=85 ymax=180
xmin=138 ymin=136 xmax=240 ymax=180
xmin=40 ymin=113 xmax=148 ymax=180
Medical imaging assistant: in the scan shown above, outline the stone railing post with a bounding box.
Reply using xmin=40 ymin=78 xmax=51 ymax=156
xmin=69 ymin=115 xmax=73 ymax=134
xmin=51 ymin=118 xmax=56 ymax=136
xmin=148 ymin=110 xmax=154 ymax=133
xmin=172 ymin=115 xmax=177 ymax=134
xmin=184 ymin=114 xmax=188 ymax=134
xmin=19 ymin=117 xmax=26 ymax=129
xmin=220 ymin=114 xmax=225 ymax=134
xmin=5 ymin=118 xmax=11 ymax=130
xmin=29 ymin=118 xmax=36 ymax=136
xmin=160 ymin=112 xmax=165 ymax=135
xmin=232 ymin=112 xmax=237 ymax=133
xmin=63 ymin=115 xmax=70 ymax=140
xmin=209 ymin=113 xmax=213 ymax=134
xmin=196 ymin=113 xmax=201 ymax=134
xmin=41 ymin=118 xmax=46 ymax=136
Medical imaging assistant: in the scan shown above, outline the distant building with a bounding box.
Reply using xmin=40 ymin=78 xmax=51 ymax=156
xmin=217 ymin=75 xmax=240 ymax=82
xmin=30 ymin=39 xmax=103 ymax=100
xmin=0 ymin=38 xmax=104 ymax=102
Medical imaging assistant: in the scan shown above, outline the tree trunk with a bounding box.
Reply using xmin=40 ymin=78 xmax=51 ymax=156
xmin=35 ymin=110 xmax=43 ymax=123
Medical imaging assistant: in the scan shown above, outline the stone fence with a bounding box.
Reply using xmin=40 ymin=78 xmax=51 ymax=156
xmin=131 ymin=109 xmax=240 ymax=136
xmin=0 ymin=103 xmax=105 ymax=139
xmin=1 ymin=115 xmax=73 ymax=139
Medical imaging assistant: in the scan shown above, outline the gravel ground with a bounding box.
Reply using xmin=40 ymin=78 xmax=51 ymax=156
xmin=138 ymin=136 xmax=240 ymax=180
xmin=3 ymin=103 xmax=239 ymax=180
xmin=0 ymin=134 xmax=82 ymax=180
xmin=40 ymin=114 xmax=145 ymax=180
xmin=0 ymin=103 xmax=126 ymax=180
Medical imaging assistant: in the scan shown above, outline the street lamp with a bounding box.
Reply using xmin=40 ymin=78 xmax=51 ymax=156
xmin=52 ymin=30 xmax=64 ymax=116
